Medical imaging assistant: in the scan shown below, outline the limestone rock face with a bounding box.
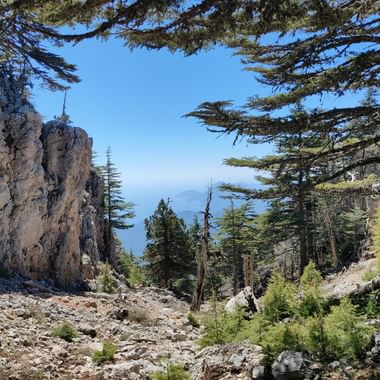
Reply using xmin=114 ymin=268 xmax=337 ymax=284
xmin=0 ymin=79 xmax=105 ymax=288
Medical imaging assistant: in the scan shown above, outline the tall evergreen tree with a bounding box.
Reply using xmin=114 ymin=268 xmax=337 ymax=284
xmin=144 ymin=199 xmax=194 ymax=287
xmin=187 ymin=2 xmax=379 ymax=189
xmin=191 ymin=79 xmax=379 ymax=273
xmin=215 ymin=201 xmax=256 ymax=294
xmin=102 ymin=146 xmax=135 ymax=260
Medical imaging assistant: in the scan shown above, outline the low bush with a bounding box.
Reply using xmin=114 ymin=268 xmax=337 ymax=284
xmin=119 ymin=252 xmax=146 ymax=286
xmin=98 ymin=263 xmax=117 ymax=294
xmin=53 ymin=322 xmax=78 ymax=342
xmin=151 ymin=363 xmax=191 ymax=380
xmin=198 ymin=305 xmax=247 ymax=348
xmin=304 ymin=298 xmax=373 ymax=361
xmin=261 ymin=272 xmax=297 ymax=322
xmin=300 ymin=261 xmax=322 ymax=288
xmin=128 ymin=306 xmax=157 ymax=327
xmin=187 ymin=312 xmax=200 ymax=328
xmin=323 ymin=298 xmax=373 ymax=360
xmin=92 ymin=340 xmax=117 ymax=365
xmin=260 ymin=321 xmax=305 ymax=362
xmin=361 ymin=267 xmax=377 ymax=282
xmin=199 ymin=265 xmax=374 ymax=363
xmin=297 ymin=262 xmax=326 ymax=318
xmin=364 ymin=298 xmax=380 ymax=318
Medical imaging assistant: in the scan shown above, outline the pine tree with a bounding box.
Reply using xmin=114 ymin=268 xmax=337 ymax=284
xmin=101 ymin=147 xmax=135 ymax=261
xmin=4 ymin=1 xmax=379 ymax=96
xmin=215 ymin=201 xmax=256 ymax=294
xmin=192 ymin=90 xmax=379 ymax=274
xmin=0 ymin=1 xmax=236 ymax=89
xmin=187 ymin=2 xmax=379 ymax=190
xmin=144 ymin=199 xmax=194 ymax=287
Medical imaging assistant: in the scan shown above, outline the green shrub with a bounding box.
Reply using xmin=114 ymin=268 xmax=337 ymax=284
xmin=98 ymin=263 xmax=117 ymax=293
xmin=187 ymin=312 xmax=200 ymax=328
xmin=296 ymin=262 xmax=326 ymax=318
xmin=364 ymin=298 xmax=380 ymax=318
xmin=301 ymin=261 xmax=322 ymax=288
xmin=304 ymin=299 xmax=373 ymax=361
xmin=198 ymin=306 xmax=247 ymax=348
xmin=234 ymin=313 xmax=271 ymax=345
xmin=173 ymin=276 xmax=194 ymax=294
xmin=53 ymin=322 xmax=78 ymax=342
xmin=92 ymin=340 xmax=117 ymax=365
xmin=262 ymin=272 xmax=297 ymax=322
xmin=304 ymin=316 xmax=329 ymax=360
xmin=151 ymin=363 xmax=191 ymax=380
xmin=298 ymin=286 xmax=325 ymax=318
xmin=198 ymin=293 xmax=226 ymax=348
xmin=323 ymin=298 xmax=373 ymax=360
xmin=260 ymin=321 xmax=305 ymax=362
xmin=198 ymin=265 xmax=373 ymax=363
xmin=361 ymin=267 xmax=377 ymax=282
xmin=119 ymin=252 xmax=146 ymax=286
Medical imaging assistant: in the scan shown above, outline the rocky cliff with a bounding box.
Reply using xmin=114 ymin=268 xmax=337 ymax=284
xmin=0 ymin=76 xmax=105 ymax=289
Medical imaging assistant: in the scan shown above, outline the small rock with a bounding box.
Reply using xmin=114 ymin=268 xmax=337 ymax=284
xmin=272 ymin=351 xmax=305 ymax=380
xmin=171 ymin=333 xmax=187 ymax=342
xmin=112 ymin=307 xmax=129 ymax=320
xmin=328 ymin=361 xmax=340 ymax=370
xmin=78 ymin=323 xmax=97 ymax=338
xmin=52 ymin=344 xmax=68 ymax=359
xmin=251 ymin=365 xmax=265 ymax=379
xmin=229 ymin=353 xmax=245 ymax=369
xmin=84 ymin=301 xmax=97 ymax=308
xmin=309 ymin=363 xmax=323 ymax=372
xmin=14 ymin=308 xmax=26 ymax=318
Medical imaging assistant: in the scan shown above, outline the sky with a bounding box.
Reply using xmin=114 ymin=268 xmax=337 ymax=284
xmin=31 ymin=37 xmax=273 ymax=218
xmin=30 ymin=35 xmax=368 ymax=220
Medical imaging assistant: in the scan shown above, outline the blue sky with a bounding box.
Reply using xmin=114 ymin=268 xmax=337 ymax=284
xmin=32 ymin=37 xmax=273 ymax=218
xmin=31 ymin=35 xmax=368 ymax=220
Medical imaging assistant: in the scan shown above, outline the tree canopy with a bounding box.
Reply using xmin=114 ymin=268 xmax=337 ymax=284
xmin=7 ymin=0 xmax=379 ymax=93
xmin=144 ymin=199 xmax=194 ymax=287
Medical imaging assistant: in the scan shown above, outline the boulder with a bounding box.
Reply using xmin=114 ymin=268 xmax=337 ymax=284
xmin=190 ymin=343 xmax=265 ymax=380
xmin=271 ymin=351 xmax=306 ymax=380
xmin=225 ymin=287 xmax=260 ymax=314
xmin=78 ymin=323 xmax=97 ymax=338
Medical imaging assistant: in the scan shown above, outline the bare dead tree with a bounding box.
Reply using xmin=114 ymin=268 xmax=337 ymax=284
xmin=243 ymin=252 xmax=255 ymax=289
xmin=190 ymin=186 xmax=212 ymax=312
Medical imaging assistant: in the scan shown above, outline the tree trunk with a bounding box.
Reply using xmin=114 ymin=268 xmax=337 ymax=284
xmin=347 ymin=276 xmax=380 ymax=299
xmin=190 ymin=187 xmax=212 ymax=312
xmin=298 ymin=195 xmax=308 ymax=276
xmin=320 ymin=197 xmax=338 ymax=270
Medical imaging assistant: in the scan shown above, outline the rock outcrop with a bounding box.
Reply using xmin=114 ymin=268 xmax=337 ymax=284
xmin=0 ymin=75 xmax=105 ymax=288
